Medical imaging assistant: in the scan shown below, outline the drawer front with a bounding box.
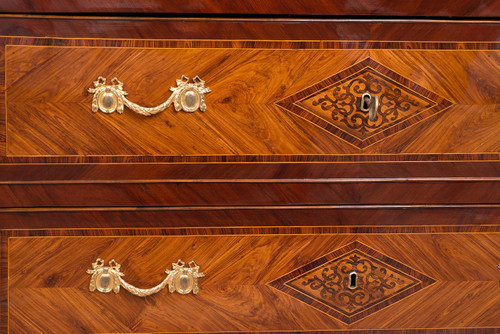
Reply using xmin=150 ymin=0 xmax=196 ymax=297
xmin=2 ymin=37 xmax=499 ymax=163
xmin=6 ymin=227 xmax=500 ymax=333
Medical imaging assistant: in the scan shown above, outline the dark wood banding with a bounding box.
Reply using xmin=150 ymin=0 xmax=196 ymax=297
xmin=1 ymin=162 xmax=500 ymax=181
xmin=0 ymin=206 xmax=499 ymax=229
xmin=0 ymin=0 xmax=499 ymax=17
xmin=0 ymin=17 xmax=499 ymax=41
xmin=1 ymin=180 xmax=499 ymax=208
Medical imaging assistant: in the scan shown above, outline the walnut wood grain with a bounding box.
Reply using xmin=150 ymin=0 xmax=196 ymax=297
xmin=1 ymin=0 xmax=499 ymax=17
xmin=6 ymin=231 xmax=500 ymax=333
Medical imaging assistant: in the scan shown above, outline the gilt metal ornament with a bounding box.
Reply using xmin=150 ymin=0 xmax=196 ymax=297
xmin=88 ymin=75 xmax=211 ymax=116
xmin=87 ymin=258 xmax=205 ymax=297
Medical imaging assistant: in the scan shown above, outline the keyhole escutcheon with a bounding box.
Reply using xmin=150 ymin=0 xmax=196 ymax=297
xmin=359 ymin=92 xmax=379 ymax=121
xmin=348 ymin=271 xmax=358 ymax=290
xmin=360 ymin=93 xmax=372 ymax=112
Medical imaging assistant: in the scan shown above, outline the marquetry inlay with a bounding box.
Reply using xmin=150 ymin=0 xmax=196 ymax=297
xmin=269 ymin=242 xmax=436 ymax=324
xmin=276 ymin=58 xmax=453 ymax=149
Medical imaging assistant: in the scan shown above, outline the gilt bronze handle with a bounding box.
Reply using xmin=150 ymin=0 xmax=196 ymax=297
xmin=87 ymin=259 xmax=205 ymax=297
xmin=88 ymin=75 xmax=211 ymax=116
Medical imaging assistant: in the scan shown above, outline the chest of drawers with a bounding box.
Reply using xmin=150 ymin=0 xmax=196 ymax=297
xmin=0 ymin=2 xmax=499 ymax=333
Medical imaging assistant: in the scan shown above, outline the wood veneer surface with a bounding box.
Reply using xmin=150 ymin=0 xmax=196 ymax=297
xmin=0 ymin=16 xmax=498 ymax=333
xmin=0 ymin=162 xmax=500 ymax=181
xmin=0 ymin=12 xmax=498 ymax=334
xmin=2 ymin=41 xmax=499 ymax=161
xmin=6 ymin=231 xmax=500 ymax=333
xmin=1 ymin=206 xmax=499 ymax=229
xmin=0 ymin=17 xmax=498 ymax=41
xmin=1 ymin=0 xmax=499 ymax=17
xmin=0 ymin=18 xmax=498 ymax=175
xmin=0 ymin=180 xmax=499 ymax=208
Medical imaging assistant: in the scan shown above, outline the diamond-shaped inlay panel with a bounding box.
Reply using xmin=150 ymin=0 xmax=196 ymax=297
xmin=288 ymin=250 xmax=419 ymax=315
xmin=276 ymin=58 xmax=453 ymax=149
xmin=269 ymin=242 xmax=436 ymax=324
xmin=298 ymin=68 xmax=435 ymax=140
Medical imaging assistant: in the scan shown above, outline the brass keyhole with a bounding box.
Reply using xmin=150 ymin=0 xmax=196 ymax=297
xmin=348 ymin=272 xmax=358 ymax=290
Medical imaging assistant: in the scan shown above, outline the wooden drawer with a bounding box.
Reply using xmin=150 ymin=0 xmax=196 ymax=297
xmin=0 ymin=15 xmax=499 ymax=334
xmin=0 ymin=17 xmax=497 ymax=208
xmin=0 ymin=18 xmax=497 ymax=166
xmin=3 ymin=39 xmax=499 ymax=160
xmin=5 ymin=226 xmax=500 ymax=333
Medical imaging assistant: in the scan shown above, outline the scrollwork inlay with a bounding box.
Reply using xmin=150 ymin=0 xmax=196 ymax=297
xmin=288 ymin=251 xmax=419 ymax=315
xmin=299 ymin=68 xmax=435 ymax=140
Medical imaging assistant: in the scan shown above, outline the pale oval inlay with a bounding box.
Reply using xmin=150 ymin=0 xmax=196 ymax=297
xmin=184 ymin=90 xmax=198 ymax=108
xmin=102 ymin=93 xmax=115 ymax=109
xmin=174 ymin=270 xmax=194 ymax=294
xmin=96 ymin=271 xmax=114 ymax=293
xmin=181 ymin=88 xmax=200 ymax=112
xmin=97 ymin=90 xmax=118 ymax=113
xmin=178 ymin=274 xmax=191 ymax=290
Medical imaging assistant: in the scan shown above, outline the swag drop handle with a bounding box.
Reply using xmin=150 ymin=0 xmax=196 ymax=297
xmin=88 ymin=75 xmax=211 ymax=116
xmin=87 ymin=259 xmax=205 ymax=297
